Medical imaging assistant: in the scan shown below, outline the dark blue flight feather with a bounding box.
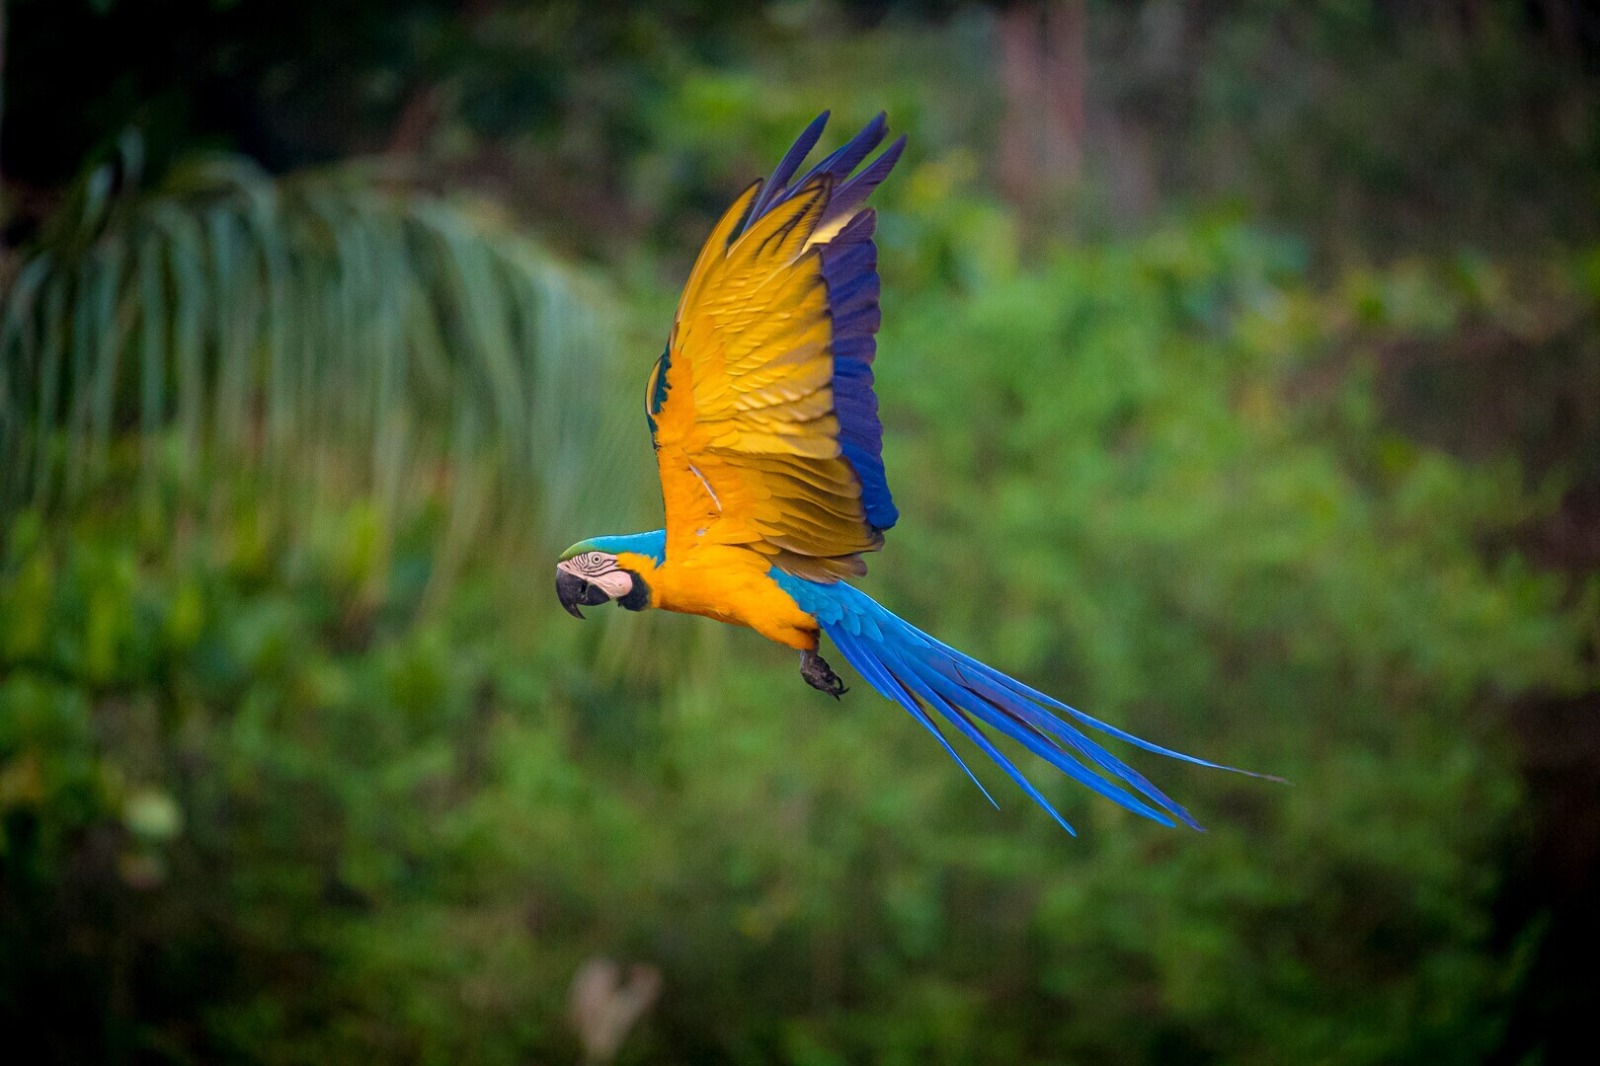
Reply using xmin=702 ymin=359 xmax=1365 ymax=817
xmin=730 ymin=113 xmax=903 ymax=534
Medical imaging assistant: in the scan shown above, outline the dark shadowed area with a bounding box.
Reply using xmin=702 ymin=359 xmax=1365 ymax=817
xmin=2 ymin=1 xmax=1597 ymax=1063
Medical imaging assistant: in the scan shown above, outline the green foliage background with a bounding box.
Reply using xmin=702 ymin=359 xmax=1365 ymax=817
xmin=2 ymin=1 xmax=1597 ymax=1063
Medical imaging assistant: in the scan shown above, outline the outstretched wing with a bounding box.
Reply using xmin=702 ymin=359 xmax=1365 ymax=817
xmin=647 ymin=113 xmax=904 ymax=582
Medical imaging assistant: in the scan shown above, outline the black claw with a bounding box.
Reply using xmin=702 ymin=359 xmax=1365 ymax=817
xmin=800 ymin=650 xmax=848 ymax=699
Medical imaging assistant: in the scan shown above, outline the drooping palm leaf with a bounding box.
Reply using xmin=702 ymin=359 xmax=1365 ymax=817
xmin=0 ymin=149 xmax=639 ymax=559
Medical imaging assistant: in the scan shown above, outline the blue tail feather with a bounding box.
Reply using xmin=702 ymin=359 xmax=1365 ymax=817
xmin=829 ymin=627 xmax=1000 ymax=811
xmin=773 ymin=572 xmax=1261 ymax=832
xmin=931 ymin=656 xmax=1201 ymax=828
xmin=929 ymin=631 xmax=1282 ymax=782
xmin=875 ymin=641 xmax=1078 ymax=834
xmin=894 ymin=644 xmax=1185 ymax=829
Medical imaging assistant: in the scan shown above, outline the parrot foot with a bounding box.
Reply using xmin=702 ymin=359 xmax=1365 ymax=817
xmin=800 ymin=649 xmax=848 ymax=699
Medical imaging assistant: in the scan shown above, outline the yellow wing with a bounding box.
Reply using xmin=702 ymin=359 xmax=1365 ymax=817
xmin=648 ymin=116 xmax=905 ymax=582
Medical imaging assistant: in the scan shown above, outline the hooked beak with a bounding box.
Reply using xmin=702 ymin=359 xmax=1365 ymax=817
xmin=556 ymin=568 xmax=612 ymax=619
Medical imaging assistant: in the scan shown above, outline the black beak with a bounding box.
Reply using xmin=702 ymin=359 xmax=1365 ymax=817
xmin=556 ymin=569 xmax=611 ymax=619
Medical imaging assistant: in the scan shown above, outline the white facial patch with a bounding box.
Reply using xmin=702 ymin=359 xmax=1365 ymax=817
xmin=589 ymin=570 xmax=634 ymax=599
xmin=557 ymin=552 xmax=633 ymax=600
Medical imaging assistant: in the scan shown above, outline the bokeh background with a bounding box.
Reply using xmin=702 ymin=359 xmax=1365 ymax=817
xmin=2 ymin=1 xmax=1598 ymax=1062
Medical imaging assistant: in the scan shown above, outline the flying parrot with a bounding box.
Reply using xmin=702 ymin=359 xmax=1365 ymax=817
xmin=556 ymin=113 xmax=1256 ymax=833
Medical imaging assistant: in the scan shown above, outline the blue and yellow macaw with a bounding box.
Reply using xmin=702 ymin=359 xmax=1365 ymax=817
xmin=556 ymin=113 xmax=1252 ymax=833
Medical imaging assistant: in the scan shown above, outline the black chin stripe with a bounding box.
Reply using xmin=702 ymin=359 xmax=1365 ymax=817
xmin=618 ymin=570 xmax=651 ymax=611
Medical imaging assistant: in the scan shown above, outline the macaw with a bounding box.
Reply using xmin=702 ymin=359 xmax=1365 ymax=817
xmin=556 ymin=113 xmax=1255 ymax=833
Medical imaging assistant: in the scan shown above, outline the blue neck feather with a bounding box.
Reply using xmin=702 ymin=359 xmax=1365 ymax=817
xmin=574 ymin=530 xmax=667 ymax=564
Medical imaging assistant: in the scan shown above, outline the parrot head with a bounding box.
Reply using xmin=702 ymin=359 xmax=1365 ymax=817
xmin=555 ymin=536 xmax=658 ymax=618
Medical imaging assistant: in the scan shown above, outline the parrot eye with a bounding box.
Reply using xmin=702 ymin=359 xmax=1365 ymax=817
xmin=570 ymin=552 xmax=616 ymax=576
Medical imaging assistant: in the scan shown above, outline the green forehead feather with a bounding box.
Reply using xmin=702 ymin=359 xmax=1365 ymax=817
xmin=558 ymin=531 xmax=668 ymax=564
xmin=558 ymin=540 xmax=597 ymax=561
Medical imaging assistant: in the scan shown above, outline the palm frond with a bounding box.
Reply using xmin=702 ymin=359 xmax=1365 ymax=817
xmin=0 ymin=150 xmax=639 ymax=559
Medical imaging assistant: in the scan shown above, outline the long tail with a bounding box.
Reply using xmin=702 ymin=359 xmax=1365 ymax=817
xmin=810 ymin=583 xmax=1269 ymax=834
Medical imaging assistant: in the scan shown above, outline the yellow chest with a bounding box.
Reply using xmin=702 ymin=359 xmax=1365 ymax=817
xmin=622 ymin=544 xmax=820 ymax=651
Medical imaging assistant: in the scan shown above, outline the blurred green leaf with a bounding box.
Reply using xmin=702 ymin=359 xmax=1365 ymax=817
xmin=0 ymin=147 xmax=641 ymax=563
